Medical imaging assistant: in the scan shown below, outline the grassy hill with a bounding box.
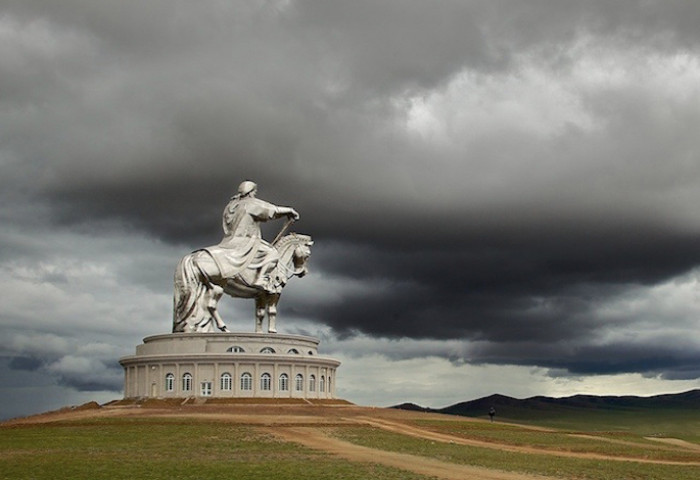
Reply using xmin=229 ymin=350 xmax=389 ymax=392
xmin=2 ymin=398 xmax=699 ymax=480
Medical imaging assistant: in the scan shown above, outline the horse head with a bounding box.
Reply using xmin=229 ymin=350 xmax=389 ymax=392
xmin=293 ymin=240 xmax=313 ymax=277
xmin=274 ymin=233 xmax=313 ymax=280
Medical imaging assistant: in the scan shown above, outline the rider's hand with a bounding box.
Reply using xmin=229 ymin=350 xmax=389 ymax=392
xmin=289 ymin=209 xmax=300 ymax=221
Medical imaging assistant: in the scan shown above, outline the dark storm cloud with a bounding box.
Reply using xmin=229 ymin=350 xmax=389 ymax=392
xmin=467 ymin=341 xmax=700 ymax=378
xmin=7 ymin=354 xmax=123 ymax=392
xmin=4 ymin=348 xmax=123 ymax=392
xmin=2 ymin=0 xmax=700 ymax=392
xmin=303 ymin=221 xmax=700 ymax=340
xmin=50 ymin=364 xmax=124 ymax=392
xmin=8 ymin=356 xmax=43 ymax=371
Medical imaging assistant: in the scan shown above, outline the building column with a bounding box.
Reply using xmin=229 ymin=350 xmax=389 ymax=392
xmin=253 ymin=362 xmax=259 ymax=397
xmin=175 ymin=364 xmax=181 ymax=396
xmin=273 ymin=362 xmax=278 ymax=398
xmin=213 ymin=362 xmax=219 ymax=396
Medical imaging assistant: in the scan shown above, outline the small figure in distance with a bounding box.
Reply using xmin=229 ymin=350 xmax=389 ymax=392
xmin=488 ymin=406 xmax=496 ymax=422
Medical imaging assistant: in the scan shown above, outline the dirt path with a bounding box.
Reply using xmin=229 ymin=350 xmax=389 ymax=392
xmin=351 ymin=416 xmax=700 ymax=466
xmin=270 ymin=426 xmax=555 ymax=480
xmin=646 ymin=437 xmax=700 ymax=452
xmin=568 ymin=433 xmax=698 ymax=452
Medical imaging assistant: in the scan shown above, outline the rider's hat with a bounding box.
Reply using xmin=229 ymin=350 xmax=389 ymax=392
xmin=237 ymin=180 xmax=257 ymax=197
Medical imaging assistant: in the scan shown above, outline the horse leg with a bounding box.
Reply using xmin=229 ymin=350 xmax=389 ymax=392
xmin=255 ymin=296 xmax=266 ymax=333
xmin=210 ymin=304 xmax=229 ymax=332
xmin=267 ymin=294 xmax=280 ymax=333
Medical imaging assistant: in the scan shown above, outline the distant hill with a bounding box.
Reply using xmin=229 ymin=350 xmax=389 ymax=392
xmin=391 ymin=402 xmax=431 ymax=412
xmin=391 ymin=389 xmax=700 ymax=426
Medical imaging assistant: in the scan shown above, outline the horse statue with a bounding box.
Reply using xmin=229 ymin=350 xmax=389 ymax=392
xmin=173 ymin=233 xmax=313 ymax=334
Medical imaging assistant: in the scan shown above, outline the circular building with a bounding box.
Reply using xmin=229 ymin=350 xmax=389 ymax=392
xmin=119 ymin=332 xmax=340 ymax=400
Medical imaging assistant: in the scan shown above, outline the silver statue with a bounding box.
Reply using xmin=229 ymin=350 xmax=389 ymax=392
xmin=173 ymin=181 xmax=312 ymax=333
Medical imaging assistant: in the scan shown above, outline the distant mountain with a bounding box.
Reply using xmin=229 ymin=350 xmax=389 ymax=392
xmin=391 ymin=389 xmax=700 ymax=422
xmin=389 ymin=402 xmax=430 ymax=412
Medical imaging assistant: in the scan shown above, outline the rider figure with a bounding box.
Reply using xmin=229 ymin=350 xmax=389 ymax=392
xmin=218 ymin=181 xmax=299 ymax=294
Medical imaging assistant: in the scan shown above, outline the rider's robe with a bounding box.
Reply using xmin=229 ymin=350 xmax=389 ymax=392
xmin=204 ymin=195 xmax=281 ymax=282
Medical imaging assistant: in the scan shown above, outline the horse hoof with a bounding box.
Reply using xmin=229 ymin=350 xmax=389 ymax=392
xmin=268 ymin=329 xmax=277 ymax=334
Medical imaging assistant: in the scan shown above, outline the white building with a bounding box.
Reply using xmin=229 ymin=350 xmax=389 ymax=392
xmin=119 ymin=332 xmax=340 ymax=399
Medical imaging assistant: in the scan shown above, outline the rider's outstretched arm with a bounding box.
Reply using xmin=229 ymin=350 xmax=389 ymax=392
xmin=275 ymin=206 xmax=299 ymax=221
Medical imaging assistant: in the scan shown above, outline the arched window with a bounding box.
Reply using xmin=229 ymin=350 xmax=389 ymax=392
xmin=220 ymin=372 xmax=232 ymax=391
xmin=240 ymin=372 xmax=252 ymax=391
xmin=227 ymin=346 xmax=245 ymax=353
xmin=308 ymin=351 xmax=314 ymax=355
xmin=182 ymin=373 xmax=192 ymax=392
xmin=260 ymin=347 xmax=276 ymax=354
xmin=260 ymin=373 xmax=271 ymax=391
xmin=295 ymin=374 xmax=304 ymax=391
xmin=320 ymin=376 xmax=325 ymax=392
xmin=279 ymin=373 xmax=289 ymax=391
xmin=165 ymin=373 xmax=175 ymax=392
xmin=309 ymin=374 xmax=316 ymax=392
xmin=287 ymin=348 xmax=299 ymax=354
xmin=328 ymin=376 xmax=332 ymax=392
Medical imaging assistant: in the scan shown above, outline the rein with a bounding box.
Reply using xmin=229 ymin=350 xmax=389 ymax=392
xmin=272 ymin=218 xmax=294 ymax=246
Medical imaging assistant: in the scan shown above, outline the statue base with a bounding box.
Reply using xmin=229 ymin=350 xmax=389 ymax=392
xmin=119 ymin=332 xmax=340 ymax=400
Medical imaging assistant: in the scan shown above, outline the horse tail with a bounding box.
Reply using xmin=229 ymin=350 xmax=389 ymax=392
xmin=173 ymin=252 xmax=201 ymax=332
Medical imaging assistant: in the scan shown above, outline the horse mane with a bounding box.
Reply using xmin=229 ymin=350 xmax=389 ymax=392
xmin=274 ymin=232 xmax=311 ymax=251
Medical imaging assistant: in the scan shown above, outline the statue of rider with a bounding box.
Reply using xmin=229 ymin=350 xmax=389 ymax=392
xmin=217 ymin=180 xmax=299 ymax=294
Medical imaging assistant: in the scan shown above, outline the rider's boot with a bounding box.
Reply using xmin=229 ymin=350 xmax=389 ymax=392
xmin=252 ymin=274 xmax=271 ymax=291
xmin=252 ymin=261 xmax=279 ymax=294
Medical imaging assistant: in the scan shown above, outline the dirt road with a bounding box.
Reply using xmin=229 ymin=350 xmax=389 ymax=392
xmin=271 ymin=426 xmax=554 ymax=480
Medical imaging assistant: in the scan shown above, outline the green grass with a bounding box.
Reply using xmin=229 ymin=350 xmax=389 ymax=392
xmin=331 ymin=425 xmax=700 ymax=480
xmin=0 ymin=418 xmax=433 ymax=480
xmin=479 ymin=407 xmax=700 ymax=442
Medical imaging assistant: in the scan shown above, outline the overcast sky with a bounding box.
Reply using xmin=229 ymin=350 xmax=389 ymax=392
xmin=2 ymin=0 xmax=700 ymax=419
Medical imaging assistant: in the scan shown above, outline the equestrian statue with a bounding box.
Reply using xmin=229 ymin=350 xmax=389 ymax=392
xmin=173 ymin=181 xmax=312 ymax=333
